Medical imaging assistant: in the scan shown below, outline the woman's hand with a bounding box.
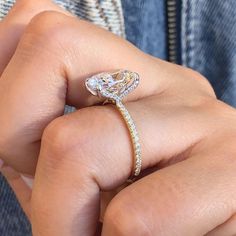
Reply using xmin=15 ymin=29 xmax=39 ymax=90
xmin=1 ymin=1 xmax=236 ymax=235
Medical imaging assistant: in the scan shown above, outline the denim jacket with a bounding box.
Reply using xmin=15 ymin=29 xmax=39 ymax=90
xmin=0 ymin=0 xmax=235 ymax=235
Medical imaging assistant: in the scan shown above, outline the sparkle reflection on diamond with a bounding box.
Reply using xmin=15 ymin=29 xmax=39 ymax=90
xmin=87 ymin=78 xmax=97 ymax=89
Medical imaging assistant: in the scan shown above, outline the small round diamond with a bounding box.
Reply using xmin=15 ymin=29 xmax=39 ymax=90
xmin=87 ymin=78 xmax=97 ymax=90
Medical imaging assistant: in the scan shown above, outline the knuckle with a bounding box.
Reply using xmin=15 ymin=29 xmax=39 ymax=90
xmin=104 ymin=175 xmax=188 ymax=236
xmin=41 ymin=115 xmax=77 ymax=157
xmin=20 ymin=11 xmax=72 ymax=53
xmin=184 ymin=68 xmax=216 ymax=97
xmin=183 ymin=67 xmax=205 ymax=81
xmin=104 ymin=193 xmax=153 ymax=236
xmin=28 ymin=10 xmax=67 ymax=36
xmin=40 ymin=107 xmax=108 ymax=168
xmin=40 ymin=114 xmax=90 ymax=172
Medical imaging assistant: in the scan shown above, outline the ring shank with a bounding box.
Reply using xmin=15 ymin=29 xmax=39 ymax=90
xmin=115 ymin=101 xmax=142 ymax=177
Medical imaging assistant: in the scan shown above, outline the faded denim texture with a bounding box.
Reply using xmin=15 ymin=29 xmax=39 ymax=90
xmin=0 ymin=176 xmax=31 ymax=235
xmin=182 ymin=0 xmax=236 ymax=107
xmin=121 ymin=0 xmax=166 ymax=59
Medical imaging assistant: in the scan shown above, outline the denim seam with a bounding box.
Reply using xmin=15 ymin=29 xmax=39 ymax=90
xmin=182 ymin=0 xmax=196 ymax=68
xmin=181 ymin=0 xmax=188 ymax=66
xmin=136 ymin=0 xmax=146 ymax=49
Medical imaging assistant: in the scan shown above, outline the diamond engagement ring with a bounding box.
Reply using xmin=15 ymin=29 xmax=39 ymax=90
xmin=85 ymin=70 xmax=142 ymax=179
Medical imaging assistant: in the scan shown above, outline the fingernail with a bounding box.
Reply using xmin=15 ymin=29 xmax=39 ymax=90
xmin=21 ymin=175 xmax=34 ymax=189
xmin=0 ymin=159 xmax=4 ymax=169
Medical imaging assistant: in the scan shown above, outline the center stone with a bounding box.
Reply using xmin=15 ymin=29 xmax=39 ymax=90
xmin=86 ymin=73 xmax=119 ymax=95
xmin=85 ymin=70 xmax=137 ymax=100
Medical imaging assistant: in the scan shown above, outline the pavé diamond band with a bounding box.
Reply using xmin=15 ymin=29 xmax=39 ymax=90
xmin=85 ymin=70 xmax=142 ymax=178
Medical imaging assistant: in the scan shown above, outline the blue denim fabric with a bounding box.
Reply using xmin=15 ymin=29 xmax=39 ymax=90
xmin=182 ymin=0 xmax=236 ymax=107
xmin=121 ymin=0 xmax=166 ymax=59
xmin=0 ymin=175 xmax=31 ymax=236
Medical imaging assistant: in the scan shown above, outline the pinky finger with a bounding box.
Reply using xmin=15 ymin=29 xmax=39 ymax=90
xmin=1 ymin=161 xmax=32 ymax=219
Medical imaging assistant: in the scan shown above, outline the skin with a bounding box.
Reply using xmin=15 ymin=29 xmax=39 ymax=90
xmin=1 ymin=0 xmax=236 ymax=235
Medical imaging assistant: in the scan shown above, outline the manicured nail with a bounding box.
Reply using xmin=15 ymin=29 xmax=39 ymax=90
xmin=0 ymin=159 xmax=4 ymax=169
xmin=21 ymin=175 xmax=34 ymax=189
